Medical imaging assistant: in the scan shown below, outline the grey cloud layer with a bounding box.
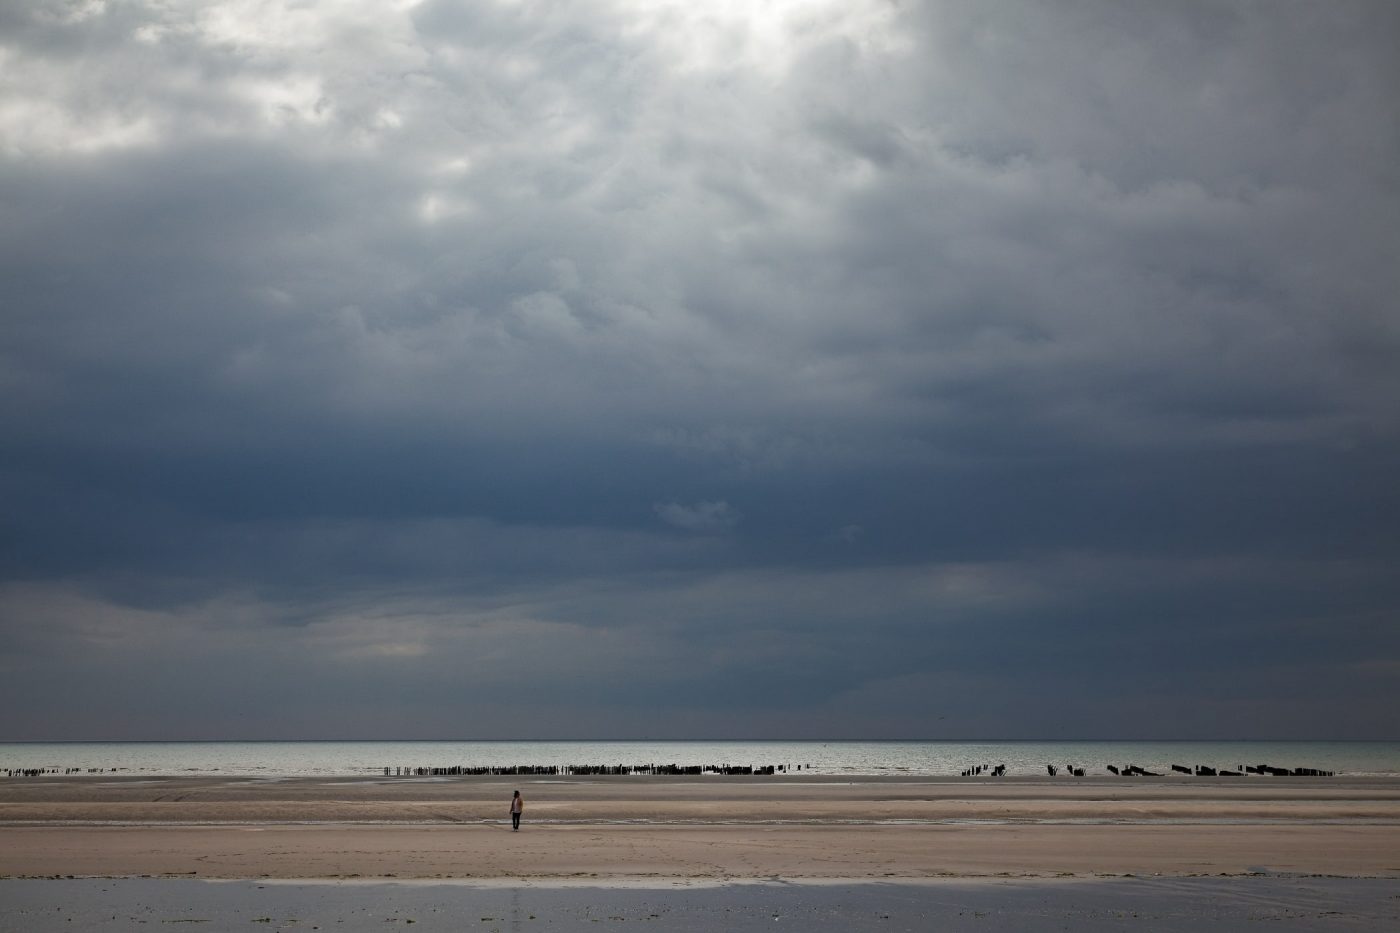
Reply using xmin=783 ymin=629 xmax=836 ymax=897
xmin=2 ymin=0 xmax=1397 ymax=739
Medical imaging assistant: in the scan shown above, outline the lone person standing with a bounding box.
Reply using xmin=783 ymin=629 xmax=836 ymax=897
xmin=510 ymin=790 xmax=523 ymax=831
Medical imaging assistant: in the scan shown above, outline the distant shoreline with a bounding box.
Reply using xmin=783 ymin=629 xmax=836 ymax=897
xmin=4 ymin=771 xmax=1399 ymax=826
xmin=4 ymin=738 xmax=1395 ymax=779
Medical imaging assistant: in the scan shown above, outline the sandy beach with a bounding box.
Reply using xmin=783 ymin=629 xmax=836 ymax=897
xmin=2 ymin=773 xmax=1397 ymax=881
xmin=3 ymin=774 xmax=1398 ymax=930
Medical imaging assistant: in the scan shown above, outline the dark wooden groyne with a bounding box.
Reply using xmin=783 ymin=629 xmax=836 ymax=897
xmin=1114 ymin=763 xmax=1336 ymax=778
xmin=382 ymin=763 xmax=784 ymax=777
xmin=1242 ymin=764 xmax=1336 ymax=777
xmin=958 ymin=761 xmax=1337 ymax=779
xmin=2 ymin=761 xmax=1341 ymax=779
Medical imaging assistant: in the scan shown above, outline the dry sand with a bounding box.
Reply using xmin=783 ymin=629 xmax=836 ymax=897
xmin=2 ymin=773 xmax=1398 ymax=881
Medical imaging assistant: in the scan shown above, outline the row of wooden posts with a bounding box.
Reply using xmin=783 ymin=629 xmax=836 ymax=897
xmin=964 ymin=761 xmax=1336 ymax=778
xmin=382 ymin=763 xmax=793 ymax=776
xmin=1116 ymin=763 xmax=1336 ymax=777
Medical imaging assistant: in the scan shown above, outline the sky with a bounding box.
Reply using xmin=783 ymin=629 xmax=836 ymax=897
xmin=2 ymin=0 xmax=1398 ymax=741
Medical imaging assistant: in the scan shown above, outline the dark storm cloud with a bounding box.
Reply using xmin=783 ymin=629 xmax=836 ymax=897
xmin=2 ymin=0 xmax=1397 ymax=739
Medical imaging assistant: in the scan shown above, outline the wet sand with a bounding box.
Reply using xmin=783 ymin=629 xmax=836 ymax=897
xmin=3 ymin=876 xmax=1398 ymax=932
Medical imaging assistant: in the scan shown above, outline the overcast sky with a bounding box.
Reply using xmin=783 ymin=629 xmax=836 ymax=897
xmin=3 ymin=0 xmax=1398 ymax=741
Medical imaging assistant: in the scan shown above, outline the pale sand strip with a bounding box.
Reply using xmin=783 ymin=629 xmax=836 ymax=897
xmin=2 ymin=823 xmax=1398 ymax=880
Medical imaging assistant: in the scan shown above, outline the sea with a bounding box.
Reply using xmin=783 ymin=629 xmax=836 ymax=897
xmin=2 ymin=741 xmax=1397 ymax=777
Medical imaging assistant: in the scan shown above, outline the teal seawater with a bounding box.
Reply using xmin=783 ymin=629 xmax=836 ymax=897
xmin=3 ymin=741 xmax=1397 ymax=776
